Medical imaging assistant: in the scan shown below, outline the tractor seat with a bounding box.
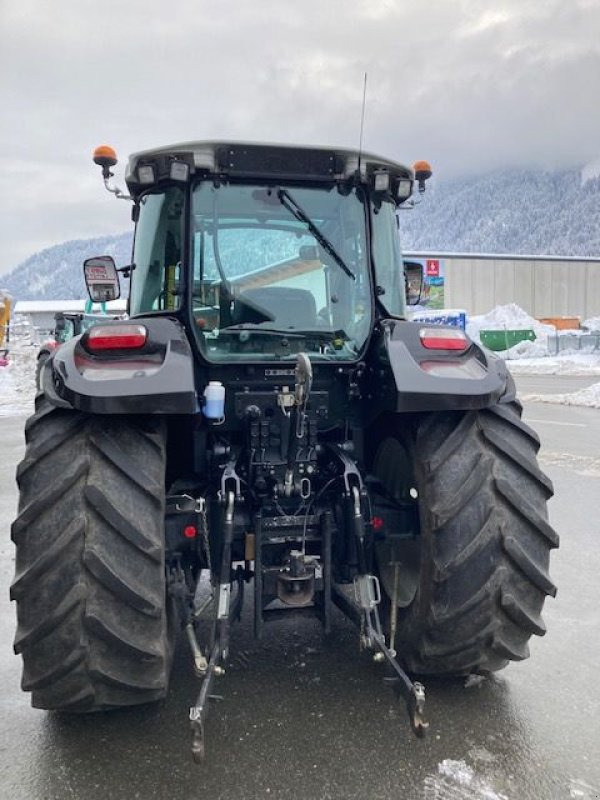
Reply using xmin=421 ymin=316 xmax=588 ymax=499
xmin=232 ymin=287 xmax=317 ymax=329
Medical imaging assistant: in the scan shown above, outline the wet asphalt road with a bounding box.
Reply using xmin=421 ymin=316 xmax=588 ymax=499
xmin=1 ymin=383 xmax=599 ymax=800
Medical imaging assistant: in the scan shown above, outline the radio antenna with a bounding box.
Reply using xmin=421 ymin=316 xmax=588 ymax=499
xmin=357 ymin=72 xmax=368 ymax=176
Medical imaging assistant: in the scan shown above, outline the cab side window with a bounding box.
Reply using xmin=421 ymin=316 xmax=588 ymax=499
xmin=130 ymin=187 xmax=184 ymax=315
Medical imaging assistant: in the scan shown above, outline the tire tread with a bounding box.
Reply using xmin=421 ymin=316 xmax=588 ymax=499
xmin=11 ymin=398 xmax=169 ymax=710
xmin=382 ymin=400 xmax=558 ymax=675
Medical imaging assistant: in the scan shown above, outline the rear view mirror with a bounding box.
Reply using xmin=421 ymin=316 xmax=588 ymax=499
xmin=404 ymin=261 xmax=424 ymax=306
xmin=83 ymin=256 xmax=120 ymax=303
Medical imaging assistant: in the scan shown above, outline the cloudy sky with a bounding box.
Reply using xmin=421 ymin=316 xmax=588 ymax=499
xmin=1 ymin=0 xmax=599 ymax=275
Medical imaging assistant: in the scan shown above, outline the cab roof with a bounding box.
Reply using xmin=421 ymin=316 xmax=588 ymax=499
xmin=125 ymin=140 xmax=413 ymax=191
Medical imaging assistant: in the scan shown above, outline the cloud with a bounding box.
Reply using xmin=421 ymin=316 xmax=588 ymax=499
xmin=1 ymin=0 xmax=599 ymax=273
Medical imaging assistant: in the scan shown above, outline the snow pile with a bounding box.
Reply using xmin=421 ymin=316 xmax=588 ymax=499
xmin=467 ymin=304 xmax=600 ymax=367
xmin=520 ymin=381 xmax=600 ymax=408
xmin=470 ymin=306 xmax=550 ymax=360
xmin=422 ymin=759 xmax=508 ymax=800
xmin=0 ymin=339 xmax=37 ymax=417
xmin=506 ymin=353 xmax=600 ymax=375
xmin=499 ymin=337 xmax=550 ymax=359
xmin=467 ymin=303 xmax=555 ymax=349
xmin=582 ymin=316 xmax=600 ymax=332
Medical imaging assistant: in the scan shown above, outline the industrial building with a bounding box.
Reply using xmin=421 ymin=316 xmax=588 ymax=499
xmin=406 ymin=252 xmax=600 ymax=321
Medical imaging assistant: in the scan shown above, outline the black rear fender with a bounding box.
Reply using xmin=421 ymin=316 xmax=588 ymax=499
xmin=42 ymin=317 xmax=197 ymax=414
xmin=382 ymin=320 xmax=512 ymax=412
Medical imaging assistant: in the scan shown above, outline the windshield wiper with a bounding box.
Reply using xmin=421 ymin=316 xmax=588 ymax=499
xmin=277 ymin=188 xmax=356 ymax=281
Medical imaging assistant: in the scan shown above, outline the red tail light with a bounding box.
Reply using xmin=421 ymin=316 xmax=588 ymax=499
xmin=419 ymin=327 xmax=469 ymax=351
xmin=87 ymin=324 xmax=147 ymax=351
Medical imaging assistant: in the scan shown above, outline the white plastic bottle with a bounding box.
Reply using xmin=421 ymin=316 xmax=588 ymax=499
xmin=203 ymin=381 xmax=225 ymax=419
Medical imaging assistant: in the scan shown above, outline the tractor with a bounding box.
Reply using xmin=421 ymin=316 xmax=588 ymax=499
xmin=11 ymin=141 xmax=558 ymax=760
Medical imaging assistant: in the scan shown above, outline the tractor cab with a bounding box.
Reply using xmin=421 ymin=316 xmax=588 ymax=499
xmin=89 ymin=142 xmax=428 ymax=366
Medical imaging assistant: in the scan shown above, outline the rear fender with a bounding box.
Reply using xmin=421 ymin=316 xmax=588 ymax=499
xmin=383 ymin=320 xmax=512 ymax=412
xmin=42 ymin=316 xmax=197 ymax=414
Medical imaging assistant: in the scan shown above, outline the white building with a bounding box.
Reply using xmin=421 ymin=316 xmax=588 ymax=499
xmin=407 ymin=252 xmax=600 ymax=319
xmin=13 ymin=299 xmax=128 ymax=336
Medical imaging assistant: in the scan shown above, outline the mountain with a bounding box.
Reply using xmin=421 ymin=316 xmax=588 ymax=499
xmin=400 ymin=166 xmax=600 ymax=256
xmin=2 ymin=166 xmax=599 ymax=302
xmin=1 ymin=233 xmax=133 ymax=302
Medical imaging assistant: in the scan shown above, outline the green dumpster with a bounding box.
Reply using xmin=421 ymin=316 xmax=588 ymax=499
xmin=480 ymin=329 xmax=536 ymax=351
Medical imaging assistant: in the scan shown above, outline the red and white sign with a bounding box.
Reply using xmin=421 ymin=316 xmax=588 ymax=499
xmin=87 ymin=265 xmax=111 ymax=281
xmin=426 ymin=259 xmax=440 ymax=277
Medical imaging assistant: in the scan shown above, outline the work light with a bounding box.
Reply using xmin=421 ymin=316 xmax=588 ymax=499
xmin=170 ymin=161 xmax=190 ymax=182
xmin=137 ymin=164 xmax=156 ymax=185
xmin=373 ymin=170 xmax=390 ymax=192
xmin=397 ymin=178 xmax=413 ymax=202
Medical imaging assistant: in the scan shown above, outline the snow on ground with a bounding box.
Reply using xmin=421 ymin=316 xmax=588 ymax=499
xmin=467 ymin=303 xmax=600 ymax=356
xmin=520 ymin=381 xmax=600 ymax=409
xmin=422 ymin=758 xmax=509 ymax=800
xmin=466 ymin=303 xmax=600 ymax=379
xmin=0 ymin=338 xmax=37 ymax=417
xmin=582 ymin=316 xmax=600 ymax=331
xmin=467 ymin=302 xmax=555 ymax=345
xmin=506 ymin=353 xmax=600 ymax=376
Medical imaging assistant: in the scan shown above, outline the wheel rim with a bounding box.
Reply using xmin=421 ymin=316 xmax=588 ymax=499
xmin=373 ymin=437 xmax=420 ymax=609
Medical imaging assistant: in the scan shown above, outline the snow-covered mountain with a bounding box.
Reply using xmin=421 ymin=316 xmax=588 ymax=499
xmin=400 ymin=166 xmax=600 ymax=256
xmin=2 ymin=166 xmax=599 ymax=302
xmin=1 ymin=233 xmax=133 ymax=302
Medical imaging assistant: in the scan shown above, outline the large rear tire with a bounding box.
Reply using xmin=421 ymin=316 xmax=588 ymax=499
xmin=11 ymin=396 xmax=171 ymax=710
xmin=372 ymin=400 xmax=559 ymax=675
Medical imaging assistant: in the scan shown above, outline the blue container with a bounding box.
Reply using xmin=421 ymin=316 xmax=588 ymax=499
xmin=203 ymin=381 xmax=225 ymax=419
xmin=412 ymin=310 xmax=467 ymax=330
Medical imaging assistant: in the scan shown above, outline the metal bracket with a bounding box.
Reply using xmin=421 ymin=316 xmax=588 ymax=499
xmin=167 ymin=493 xmax=204 ymax=514
xmin=103 ymin=176 xmax=132 ymax=201
xmin=353 ymin=573 xmax=381 ymax=612
xmin=186 ymin=622 xmax=208 ymax=677
xmin=219 ymin=459 xmax=243 ymax=502
xmin=189 ymin=643 xmax=224 ymax=762
xmin=188 ymin=490 xmax=235 ymax=761
xmin=358 ymin=574 xmax=428 ymax=737
xmin=329 ymin=443 xmax=365 ymax=496
xmin=333 ymin=574 xmax=428 ymax=739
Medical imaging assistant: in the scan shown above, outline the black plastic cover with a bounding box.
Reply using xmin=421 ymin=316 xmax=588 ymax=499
xmin=383 ymin=321 xmax=510 ymax=412
xmin=216 ymin=145 xmax=340 ymax=180
xmin=43 ymin=317 xmax=197 ymax=415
